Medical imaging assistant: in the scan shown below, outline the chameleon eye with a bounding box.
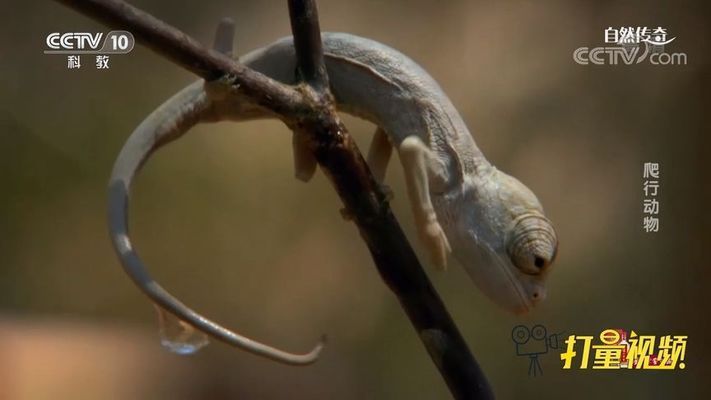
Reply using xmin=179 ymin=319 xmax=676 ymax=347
xmin=508 ymin=215 xmax=557 ymax=275
xmin=512 ymin=250 xmax=550 ymax=275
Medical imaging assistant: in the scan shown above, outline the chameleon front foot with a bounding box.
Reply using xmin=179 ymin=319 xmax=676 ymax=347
xmin=339 ymin=206 xmax=353 ymax=221
xmin=379 ymin=183 xmax=394 ymax=202
xmin=418 ymin=218 xmax=451 ymax=271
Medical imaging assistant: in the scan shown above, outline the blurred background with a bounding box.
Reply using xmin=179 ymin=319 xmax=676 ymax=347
xmin=1 ymin=0 xmax=709 ymax=398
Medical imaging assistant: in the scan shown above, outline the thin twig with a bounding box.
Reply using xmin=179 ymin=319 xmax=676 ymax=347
xmin=288 ymin=0 xmax=329 ymax=90
xmin=53 ymin=0 xmax=494 ymax=398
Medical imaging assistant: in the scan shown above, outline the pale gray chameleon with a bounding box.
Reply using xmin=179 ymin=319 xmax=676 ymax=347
xmin=109 ymin=31 xmax=558 ymax=365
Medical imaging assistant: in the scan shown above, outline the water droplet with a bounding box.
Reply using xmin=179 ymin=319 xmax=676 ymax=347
xmin=155 ymin=305 xmax=209 ymax=355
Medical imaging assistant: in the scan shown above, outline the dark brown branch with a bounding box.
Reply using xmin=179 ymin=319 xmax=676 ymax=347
xmin=53 ymin=0 xmax=494 ymax=398
xmin=285 ymin=4 xmax=493 ymax=398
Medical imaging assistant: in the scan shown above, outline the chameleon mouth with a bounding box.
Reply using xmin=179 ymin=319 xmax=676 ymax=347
xmin=495 ymin=253 xmax=533 ymax=314
xmin=479 ymin=241 xmax=534 ymax=314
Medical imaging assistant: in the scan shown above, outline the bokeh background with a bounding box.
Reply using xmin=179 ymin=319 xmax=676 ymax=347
xmin=1 ymin=0 xmax=709 ymax=399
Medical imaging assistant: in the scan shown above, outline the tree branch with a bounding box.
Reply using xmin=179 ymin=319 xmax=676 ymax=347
xmin=53 ymin=0 xmax=494 ymax=398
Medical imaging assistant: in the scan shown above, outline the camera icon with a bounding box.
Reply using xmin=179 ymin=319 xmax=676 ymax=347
xmin=511 ymin=324 xmax=564 ymax=376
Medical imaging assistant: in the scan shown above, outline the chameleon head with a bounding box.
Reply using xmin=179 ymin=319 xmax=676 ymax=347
xmin=439 ymin=167 xmax=558 ymax=314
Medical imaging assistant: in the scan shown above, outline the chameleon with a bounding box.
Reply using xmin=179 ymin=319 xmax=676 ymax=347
xmin=109 ymin=30 xmax=558 ymax=365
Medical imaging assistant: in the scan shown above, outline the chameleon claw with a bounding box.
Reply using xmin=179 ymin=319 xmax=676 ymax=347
xmin=206 ymin=17 xmax=240 ymax=98
xmin=379 ymin=183 xmax=394 ymax=202
xmin=339 ymin=206 xmax=354 ymax=221
xmin=292 ymin=131 xmax=318 ymax=182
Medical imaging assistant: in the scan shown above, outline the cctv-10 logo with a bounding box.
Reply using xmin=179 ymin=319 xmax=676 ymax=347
xmin=44 ymin=31 xmax=135 ymax=54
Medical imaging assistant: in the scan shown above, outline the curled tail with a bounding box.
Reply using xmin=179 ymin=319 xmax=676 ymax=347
xmin=108 ymin=80 xmax=324 ymax=365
